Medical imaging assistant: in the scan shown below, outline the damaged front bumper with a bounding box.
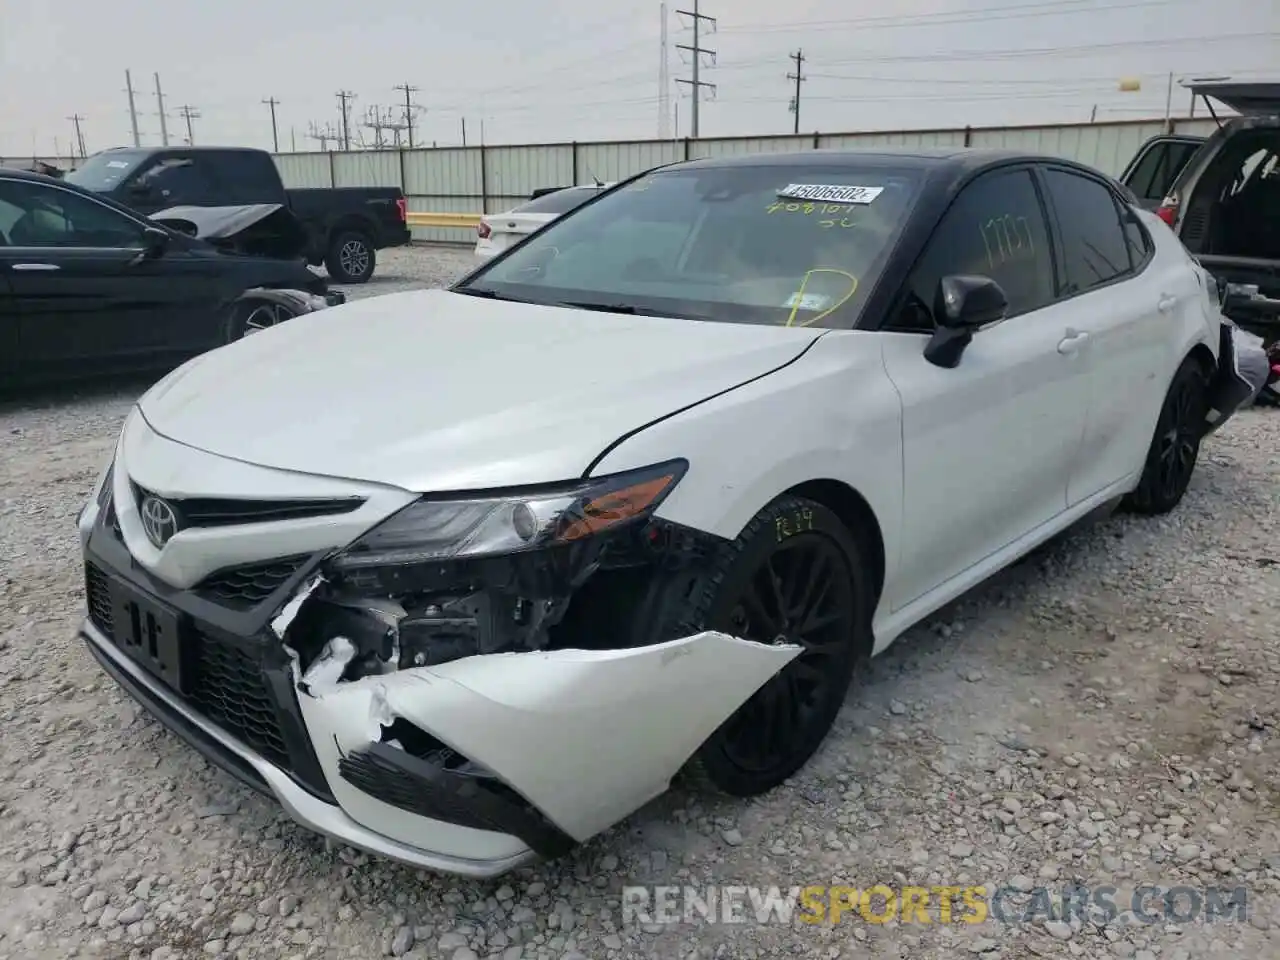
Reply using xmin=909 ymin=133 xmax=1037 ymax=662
xmin=77 ymin=463 xmax=797 ymax=875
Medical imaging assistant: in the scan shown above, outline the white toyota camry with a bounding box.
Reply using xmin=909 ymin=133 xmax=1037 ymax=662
xmin=77 ymin=148 xmax=1249 ymax=878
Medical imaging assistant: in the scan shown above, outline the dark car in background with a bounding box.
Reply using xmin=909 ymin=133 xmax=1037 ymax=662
xmin=1119 ymin=79 xmax=1280 ymax=341
xmin=0 ymin=169 xmax=342 ymax=389
xmin=65 ymin=146 xmax=411 ymax=282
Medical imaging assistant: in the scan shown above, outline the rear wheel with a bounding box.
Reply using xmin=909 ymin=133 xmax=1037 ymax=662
xmin=325 ymin=230 xmax=375 ymax=283
xmin=1123 ymin=356 xmax=1209 ymax=514
xmin=667 ymin=497 xmax=871 ymax=797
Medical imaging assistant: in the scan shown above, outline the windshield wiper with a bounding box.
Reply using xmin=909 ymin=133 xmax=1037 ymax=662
xmin=452 ymin=287 xmax=532 ymax=304
xmin=554 ymin=300 xmax=700 ymax=320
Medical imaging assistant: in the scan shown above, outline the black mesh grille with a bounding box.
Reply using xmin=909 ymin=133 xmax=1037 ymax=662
xmin=189 ymin=635 xmax=291 ymax=770
xmin=85 ymin=563 xmax=114 ymax=636
xmin=195 ymin=556 xmax=310 ymax=610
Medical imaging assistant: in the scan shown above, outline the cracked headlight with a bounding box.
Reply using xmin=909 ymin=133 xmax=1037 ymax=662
xmin=331 ymin=459 xmax=688 ymax=571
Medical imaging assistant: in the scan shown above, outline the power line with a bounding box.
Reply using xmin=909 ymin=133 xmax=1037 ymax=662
xmin=674 ymin=0 xmax=716 ymax=138
xmin=335 ymin=90 xmax=355 ymax=150
xmin=787 ymin=49 xmax=805 ymax=135
xmin=176 ymin=105 xmax=200 ymax=145
xmin=67 ymin=115 xmax=87 ymax=158
xmin=720 ymin=0 xmax=1196 ymax=33
xmin=263 ymin=97 xmax=281 ymax=152
xmin=393 ymin=83 xmax=420 ymax=148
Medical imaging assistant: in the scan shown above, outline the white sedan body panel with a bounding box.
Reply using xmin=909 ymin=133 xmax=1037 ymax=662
xmin=297 ymin=633 xmax=800 ymax=849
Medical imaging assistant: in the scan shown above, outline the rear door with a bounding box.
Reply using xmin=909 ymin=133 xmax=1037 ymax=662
xmin=1119 ymin=136 xmax=1204 ymax=210
xmin=1037 ymin=165 xmax=1176 ymax=504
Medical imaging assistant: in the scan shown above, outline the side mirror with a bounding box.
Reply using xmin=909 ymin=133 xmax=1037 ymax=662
xmin=140 ymin=226 xmax=170 ymax=259
xmin=924 ymin=275 xmax=1009 ymax=368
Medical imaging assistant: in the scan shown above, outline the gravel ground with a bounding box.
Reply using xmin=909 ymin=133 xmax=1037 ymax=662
xmin=1 ymin=244 xmax=1278 ymax=960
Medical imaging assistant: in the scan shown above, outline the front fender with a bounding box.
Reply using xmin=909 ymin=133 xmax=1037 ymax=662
xmin=590 ymin=331 xmax=903 ymax=614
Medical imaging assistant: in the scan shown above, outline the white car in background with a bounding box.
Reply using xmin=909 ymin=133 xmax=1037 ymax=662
xmin=473 ymin=184 xmax=611 ymax=261
xmin=78 ymin=148 xmax=1248 ymax=879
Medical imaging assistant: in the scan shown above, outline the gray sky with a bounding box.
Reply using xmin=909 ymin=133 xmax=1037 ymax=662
xmin=2 ymin=0 xmax=1276 ymax=158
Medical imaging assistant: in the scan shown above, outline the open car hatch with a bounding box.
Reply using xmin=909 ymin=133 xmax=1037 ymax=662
xmin=1185 ymin=79 xmax=1280 ymax=117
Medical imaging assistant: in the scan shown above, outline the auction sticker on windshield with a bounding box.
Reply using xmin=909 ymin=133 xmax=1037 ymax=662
xmin=777 ymin=184 xmax=884 ymax=204
xmin=783 ymin=292 xmax=831 ymax=311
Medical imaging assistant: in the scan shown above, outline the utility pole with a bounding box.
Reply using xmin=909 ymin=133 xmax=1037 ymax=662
xmin=787 ymin=50 xmax=806 ymax=135
xmin=177 ymin=105 xmax=200 ymax=145
xmin=461 ymin=117 xmax=467 ymax=146
xmin=674 ymin=0 xmax=716 ymax=138
xmin=263 ymin=97 xmax=281 ymax=152
xmin=67 ymin=114 xmax=87 ymax=158
xmin=291 ymin=127 xmax=297 ymax=152
xmin=658 ymin=2 xmax=671 ymax=139
xmin=125 ymin=70 xmax=141 ymax=147
xmin=393 ymin=83 xmax=420 ymax=148
xmin=154 ymin=73 xmax=170 ymax=146
xmin=336 ymin=91 xmax=355 ymax=150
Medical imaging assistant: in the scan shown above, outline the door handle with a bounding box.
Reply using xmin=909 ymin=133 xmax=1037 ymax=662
xmin=1158 ymin=294 xmax=1178 ymax=313
xmin=12 ymin=263 xmax=60 ymax=271
xmin=1057 ymin=329 xmax=1089 ymax=355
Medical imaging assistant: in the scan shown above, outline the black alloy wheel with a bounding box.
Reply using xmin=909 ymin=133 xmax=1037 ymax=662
xmin=683 ymin=497 xmax=870 ymax=797
xmin=1124 ymin=356 xmax=1209 ymax=515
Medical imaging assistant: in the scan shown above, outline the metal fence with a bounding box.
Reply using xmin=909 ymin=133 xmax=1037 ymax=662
xmin=3 ymin=116 xmax=1219 ymax=245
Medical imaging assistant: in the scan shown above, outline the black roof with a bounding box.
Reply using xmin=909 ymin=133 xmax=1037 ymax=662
xmin=676 ymin=146 xmax=1053 ymax=170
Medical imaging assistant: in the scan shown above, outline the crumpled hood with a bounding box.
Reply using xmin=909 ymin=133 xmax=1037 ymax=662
xmin=150 ymin=203 xmax=285 ymax=239
xmin=138 ymin=288 xmax=822 ymax=492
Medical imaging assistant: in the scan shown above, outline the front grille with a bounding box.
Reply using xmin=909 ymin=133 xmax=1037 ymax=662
xmin=131 ymin=485 xmax=364 ymax=528
xmin=190 ymin=634 xmax=291 ymax=769
xmin=195 ymin=556 xmax=310 ymax=610
xmin=85 ymin=563 xmax=114 ymax=636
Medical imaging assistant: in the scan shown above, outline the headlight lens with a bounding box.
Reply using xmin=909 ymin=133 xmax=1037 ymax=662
xmin=331 ymin=459 xmax=687 ymax=571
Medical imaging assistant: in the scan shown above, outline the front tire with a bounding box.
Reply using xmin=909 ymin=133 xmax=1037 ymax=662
xmin=670 ymin=497 xmax=871 ymax=797
xmin=325 ymin=230 xmax=375 ymax=283
xmin=1123 ymin=356 xmax=1209 ymax=515
xmin=224 ymin=298 xmax=295 ymax=342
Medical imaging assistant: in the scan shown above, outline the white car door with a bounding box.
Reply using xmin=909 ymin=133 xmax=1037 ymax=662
xmin=1037 ymin=166 xmax=1178 ymax=505
xmin=879 ymin=165 xmax=1091 ymax=612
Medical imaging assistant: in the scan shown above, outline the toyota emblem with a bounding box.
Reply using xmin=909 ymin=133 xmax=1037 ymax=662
xmin=139 ymin=495 xmax=180 ymax=549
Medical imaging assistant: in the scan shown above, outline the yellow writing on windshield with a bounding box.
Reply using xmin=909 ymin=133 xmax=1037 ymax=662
xmin=785 ymin=268 xmax=859 ymax=328
xmin=979 ymin=215 xmax=1035 ymax=268
xmin=766 ymin=201 xmax=864 ymax=217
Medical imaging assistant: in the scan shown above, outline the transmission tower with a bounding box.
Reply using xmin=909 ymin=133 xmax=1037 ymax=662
xmin=674 ymin=0 xmax=716 ymax=138
xmin=67 ymin=115 xmax=87 ymax=158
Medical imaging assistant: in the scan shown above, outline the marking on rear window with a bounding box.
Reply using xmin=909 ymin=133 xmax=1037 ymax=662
xmin=106 ymin=160 xmax=130 ymax=169
xmin=979 ymin=215 xmax=1035 ymax=268
xmin=777 ymin=184 xmax=884 ymax=204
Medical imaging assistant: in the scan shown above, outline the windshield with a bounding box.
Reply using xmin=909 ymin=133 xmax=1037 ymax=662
xmin=64 ymin=151 xmax=148 ymax=191
xmin=457 ymin=163 xmax=921 ymax=329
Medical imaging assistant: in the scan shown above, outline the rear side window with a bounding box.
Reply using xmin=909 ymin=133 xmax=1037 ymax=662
xmin=513 ymin=188 xmax=601 ymax=215
xmin=1043 ymin=169 xmax=1134 ymax=294
xmin=1125 ymin=140 xmax=1201 ymax=202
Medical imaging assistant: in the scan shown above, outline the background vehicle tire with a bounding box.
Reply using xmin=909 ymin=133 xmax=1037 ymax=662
xmin=224 ymin=298 xmax=296 ymax=342
xmin=1122 ymin=356 xmax=1210 ymax=515
xmin=657 ymin=496 xmax=872 ymax=798
xmin=325 ymin=230 xmax=375 ymax=283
